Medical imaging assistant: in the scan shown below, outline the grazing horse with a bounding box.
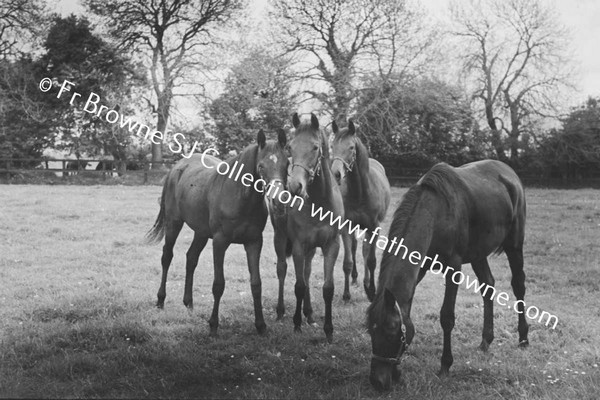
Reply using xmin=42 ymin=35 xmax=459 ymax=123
xmin=366 ymin=160 xmax=528 ymax=391
xmin=330 ymin=119 xmax=391 ymax=302
xmin=146 ymin=130 xmax=288 ymax=335
xmin=286 ymin=113 xmax=344 ymax=342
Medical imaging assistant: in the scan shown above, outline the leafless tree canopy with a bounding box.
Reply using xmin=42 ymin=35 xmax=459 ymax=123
xmin=271 ymin=0 xmax=435 ymax=121
xmin=85 ymin=0 xmax=244 ymax=164
xmin=0 ymin=0 xmax=46 ymax=59
xmin=451 ymin=0 xmax=573 ymax=162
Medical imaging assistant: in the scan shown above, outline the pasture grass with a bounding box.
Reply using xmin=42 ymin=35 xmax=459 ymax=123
xmin=0 ymin=185 xmax=599 ymax=399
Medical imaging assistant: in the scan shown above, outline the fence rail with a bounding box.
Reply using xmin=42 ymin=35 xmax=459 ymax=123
xmin=0 ymin=158 xmax=176 ymax=184
xmin=2 ymin=158 xmax=600 ymax=187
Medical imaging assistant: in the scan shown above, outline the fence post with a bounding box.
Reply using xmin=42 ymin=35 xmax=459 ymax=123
xmin=62 ymin=160 xmax=67 ymax=179
xmin=143 ymin=161 xmax=149 ymax=184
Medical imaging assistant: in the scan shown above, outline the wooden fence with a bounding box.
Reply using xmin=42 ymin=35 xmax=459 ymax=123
xmin=0 ymin=158 xmax=176 ymax=184
xmin=2 ymin=158 xmax=599 ymax=187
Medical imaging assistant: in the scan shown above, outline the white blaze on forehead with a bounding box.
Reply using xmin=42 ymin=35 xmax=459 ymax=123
xmin=269 ymin=154 xmax=278 ymax=163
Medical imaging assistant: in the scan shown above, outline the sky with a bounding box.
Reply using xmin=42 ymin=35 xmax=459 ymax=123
xmin=51 ymin=0 xmax=600 ymax=109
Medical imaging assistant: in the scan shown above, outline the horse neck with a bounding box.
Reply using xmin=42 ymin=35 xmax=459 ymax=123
xmin=380 ymin=189 xmax=437 ymax=308
xmin=307 ymin=156 xmax=335 ymax=208
xmin=348 ymin=140 xmax=371 ymax=203
xmin=218 ymin=146 xmax=262 ymax=202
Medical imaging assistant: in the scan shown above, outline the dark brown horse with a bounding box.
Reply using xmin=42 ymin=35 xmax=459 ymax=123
xmin=146 ymin=130 xmax=288 ymax=335
xmin=330 ymin=119 xmax=391 ymax=302
xmin=366 ymin=160 xmax=528 ymax=391
xmin=286 ymin=113 xmax=344 ymax=342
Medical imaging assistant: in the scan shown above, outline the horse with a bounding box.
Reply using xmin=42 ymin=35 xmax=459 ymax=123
xmin=146 ymin=129 xmax=288 ymax=335
xmin=330 ymin=119 xmax=391 ymax=302
xmin=286 ymin=113 xmax=344 ymax=342
xmin=366 ymin=160 xmax=528 ymax=391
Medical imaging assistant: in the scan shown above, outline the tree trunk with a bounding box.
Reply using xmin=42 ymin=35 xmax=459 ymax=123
xmin=151 ymin=95 xmax=170 ymax=169
xmin=484 ymin=102 xmax=508 ymax=162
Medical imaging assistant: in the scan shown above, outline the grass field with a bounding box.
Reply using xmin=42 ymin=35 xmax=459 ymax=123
xmin=0 ymin=185 xmax=599 ymax=399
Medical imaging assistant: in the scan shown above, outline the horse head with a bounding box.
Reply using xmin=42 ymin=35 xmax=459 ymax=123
xmin=367 ymin=288 xmax=415 ymax=391
xmin=330 ymin=119 xmax=358 ymax=194
xmin=255 ymin=128 xmax=289 ymax=215
xmin=288 ymin=112 xmax=324 ymax=199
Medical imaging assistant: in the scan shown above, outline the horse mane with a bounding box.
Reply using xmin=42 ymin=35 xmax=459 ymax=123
xmin=367 ymin=163 xmax=467 ymax=326
xmin=319 ymin=130 xmax=334 ymax=195
xmin=379 ymin=185 xmax=424 ymax=276
xmin=351 ymin=137 xmax=370 ymax=202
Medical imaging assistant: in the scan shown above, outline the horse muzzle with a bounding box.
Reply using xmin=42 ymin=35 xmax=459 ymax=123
xmin=369 ymin=360 xmax=400 ymax=391
xmin=288 ymin=176 xmax=308 ymax=199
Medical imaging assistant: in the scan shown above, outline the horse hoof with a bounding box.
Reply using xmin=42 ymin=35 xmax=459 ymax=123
xmin=256 ymin=323 xmax=267 ymax=335
xmin=518 ymin=339 xmax=529 ymax=348
xmin=479 ymin=340 xmax=490 ymax=352
xmin=276 ymin=308 xmax=285 ymax=321
xmin=156 ymin=302 xmax=164 ymax=309
xmin=209 ymin=329 xmax=218 ymax=338
xmin=436 ymin=368 xmax=449 ymax=378
xmin=306 ymin=316 xmax=315 ymax=325
xmin=326 ymin=333 xmax=333 ymax=343
xmin=342 ymin=293 xmax=351 ymax=302
xmin=294 ymin=326 xmax=302 ymax=333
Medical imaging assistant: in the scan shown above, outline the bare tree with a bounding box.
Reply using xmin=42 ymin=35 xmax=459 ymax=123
xmin=271 ymin=0 xmax=434 ymax=121
xmin=451 ymin=0 xmax=573 ymax=163
xmin=86 ymin=0 xmax=243 ymax=165
xmin=0 ymin=0 xmax=46 ymax=59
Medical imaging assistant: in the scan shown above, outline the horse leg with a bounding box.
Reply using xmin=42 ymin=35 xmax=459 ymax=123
xmin=292 ymin=241 xmax=306 ymax=333
xmin=439 ymin=263 xmax=461 ymax=377
xmin=471 ymin=258 xmax=496 ymax=352
xmin=303 ymin=247 xmax=317 ymax=325
xmin=244 ymin=238 xmax=267 ymax=334
xmin=208 ymin=234 xmax=230 ymax=337
xmin=274 ymin=225 xmax=288 ymax=321
xmin=157 ymin=220 xmax=183 ymax=308
xmin=322 ymin=236 xmax=340 ymax=343
xmin=351 ymin=234 xmax=358 ymax=284
xmin=505 ymin=247 xmax=529 ymax=347
xmin=341 ymin=230 xmax=354 ymax=301
xmin=183 ymin=233 xmax=208 ymax=309
xmin=362 ymin=239 xmax=377 ymax=302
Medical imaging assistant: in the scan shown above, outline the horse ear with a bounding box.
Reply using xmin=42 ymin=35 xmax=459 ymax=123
xmin=310 ymin=113 xmax=319 ymax=130
xmin=257 ymin=129 xmax=266 ymax=149
xmin=348 ymin=119 xmax=356 ymax=136
xmin=383 ymin=288 xmax=396 ymax=312
xmin=277 ymin=128 xmax=287 ymax=148
xmin=292 ymin=113 xmax=301 ymax=129
xmin=332 ymin=120 xmax=339 ymax=135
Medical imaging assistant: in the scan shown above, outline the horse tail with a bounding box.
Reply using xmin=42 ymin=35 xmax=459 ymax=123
xmin=145 ymin=177 xmax=168 ymax=244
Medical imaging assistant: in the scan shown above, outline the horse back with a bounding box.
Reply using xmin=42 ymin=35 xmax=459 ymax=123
xmin=454 ymin=160 xmax=525 ymax=258
xmin=367 ymin=158 xmax=391 ymax=221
